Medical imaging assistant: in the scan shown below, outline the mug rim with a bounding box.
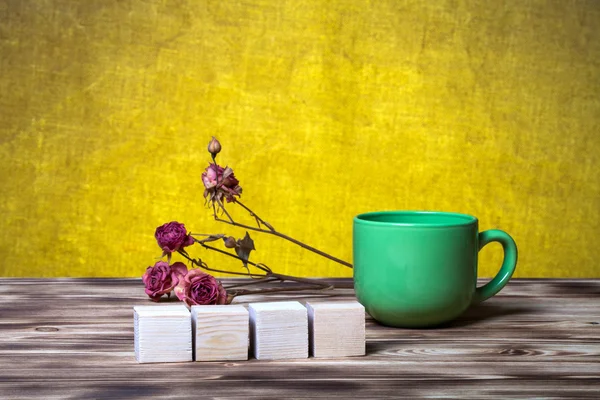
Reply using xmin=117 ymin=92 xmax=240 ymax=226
xmin=354 ymin=210 xmax=478 ymax=228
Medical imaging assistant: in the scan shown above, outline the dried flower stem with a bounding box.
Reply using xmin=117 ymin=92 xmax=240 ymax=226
xmin=176 ymin=244 xmax=333 ymax=300
xmin=224 ymin=276 xmax=280 ymax=289
xmin=199 ymin=243 xmax=332 ymax=289
xmin=213 ymin=198 xmax=353 ymax=268
xmin=177 ymin=250 xmax=264 ymax=278
xmin=226 ymin=284 xmax=333 ymax=299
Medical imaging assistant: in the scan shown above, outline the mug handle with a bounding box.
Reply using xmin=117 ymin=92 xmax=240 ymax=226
xmin=472 ymin=229 xmax=518 ymax=304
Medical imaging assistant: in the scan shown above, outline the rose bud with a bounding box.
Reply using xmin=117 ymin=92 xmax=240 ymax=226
xmin=208 ymin=136 xmax=221 ymax=158
xmin=174 ymin=269 xmax=229 ymax=306
xmin=223 ymin=236 xmax=237 ymax=248
xmin=155 ymin=221 xmax=195 ymax=255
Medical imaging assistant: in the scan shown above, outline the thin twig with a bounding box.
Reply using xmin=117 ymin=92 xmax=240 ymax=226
xmin=177 ymin=250 xmax=266 ymax=278
xmin=216 ymin=197 xmax=235 ymax=223
xmin=199 ymin=243 xmax=271 ymax=274
xmin=213 ymin=215 xmax=353 ymax=268
xmin=227 ymin=284 xmax=333 ymax=299
xmin=234 ymin=199 xmax=274 ymax=231
xmin=224 ymin=276 xmax=280 ymax=289
xmin=212 ymin=202 xmax=218 ymax=220
xmin=195 ymin=243 xmax=333 ymax=291
xmin=178 ymin=245 xmax=333 ymax=298
xmin=263 ymin=272 xmax=332 ymax=290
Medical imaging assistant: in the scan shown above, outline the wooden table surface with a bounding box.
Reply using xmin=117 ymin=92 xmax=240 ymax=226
xmin=0 ymin=278 xmax=599 ymax=399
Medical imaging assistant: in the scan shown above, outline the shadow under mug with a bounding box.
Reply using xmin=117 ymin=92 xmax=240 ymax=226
xmin=353 ymin=211 xmax=518 ymax=328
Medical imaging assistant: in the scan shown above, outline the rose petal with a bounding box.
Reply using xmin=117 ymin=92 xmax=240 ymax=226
xmin=170 ymin=262 xmax=188 ymax=279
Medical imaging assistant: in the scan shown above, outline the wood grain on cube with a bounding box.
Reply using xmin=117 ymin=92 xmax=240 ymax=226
xmin=192 ymin=305 xmax=249 ymax=361
xmin=249 ymin=301 xmax=308 ymax=360
xmin=133 ymin=305 xmax=192 ymax=363
xmin=306 ymin=301 xmax=365 ymax=358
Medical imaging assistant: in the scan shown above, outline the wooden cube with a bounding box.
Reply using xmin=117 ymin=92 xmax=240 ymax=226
xmin=249 ymin=301 xmax=308 ymax=360
xmin=133 ymin=305 xmax=192 ymax=363
xmin=191 ymin=305 xmax=249 ymax=361
xmin=306 ymin=301 xmax=366 ymax=358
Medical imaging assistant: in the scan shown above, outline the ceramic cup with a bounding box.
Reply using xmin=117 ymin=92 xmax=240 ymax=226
xmin=353 ymin=211 xmax=517 ymax=328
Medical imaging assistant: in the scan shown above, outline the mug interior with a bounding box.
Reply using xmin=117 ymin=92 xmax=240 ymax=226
xmin=355 ymin=211 xmax=476 ymax=227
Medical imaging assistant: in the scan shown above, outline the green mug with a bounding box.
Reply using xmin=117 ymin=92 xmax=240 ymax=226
xmin=353 ymin=211 xmax=517 ymax=328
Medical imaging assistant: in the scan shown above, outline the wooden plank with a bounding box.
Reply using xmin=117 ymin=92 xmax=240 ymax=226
xmin=0 ymin=278 xmax=599 ymax=399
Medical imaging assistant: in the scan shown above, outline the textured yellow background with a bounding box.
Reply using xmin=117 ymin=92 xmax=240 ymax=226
xmin=1 ymin=0 xmax=599 ymax=278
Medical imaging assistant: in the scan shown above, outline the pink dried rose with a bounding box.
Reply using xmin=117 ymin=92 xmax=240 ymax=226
xmin=142 ymin=261 xmax=188 ymax=302
xmin=174 ymin=268 xmax=229 ymax=306
xmin=201 ymin=163 xmax=242 ymax=203
xmin=155 ymin=221 xmax=195 ymax=254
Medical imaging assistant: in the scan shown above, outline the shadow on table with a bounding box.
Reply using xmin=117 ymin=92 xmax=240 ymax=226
xmin=365 ymin=302 xmax=533 ymax=332
xmin=438 ymin=301 xmax=533 ymax=329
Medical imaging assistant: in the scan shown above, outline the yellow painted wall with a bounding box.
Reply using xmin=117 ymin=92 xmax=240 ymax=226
xmin=1 ymin=0 xmax=599 ymax=278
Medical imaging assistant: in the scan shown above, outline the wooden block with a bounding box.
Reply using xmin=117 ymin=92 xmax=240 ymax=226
xmin=191 ymin=305 xmax=249 ymax=361
xmin=306 ymin=301 xmax=365 ymax=358
xmin=133 ymin=305 xmax=192 ymax=363
xmin=249 ymin=301 xmax=308 ymax=360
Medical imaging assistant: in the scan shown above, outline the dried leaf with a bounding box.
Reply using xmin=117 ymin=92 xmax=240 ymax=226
xmin=235 ymin=232 xmax=255 ymax=268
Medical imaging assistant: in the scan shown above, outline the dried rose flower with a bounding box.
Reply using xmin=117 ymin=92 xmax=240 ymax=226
xmin=155 ymin=221 xmax=195 ymax=254
xmin=201 ymin=163 xmax=242 ymax=203
xmin=174 ymin=268 xmax=228 ymax=306
xmin=208 ymin=136 xmax=221 ymax=158
xmin=142 ymin=261 xmax=188 ymax=302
